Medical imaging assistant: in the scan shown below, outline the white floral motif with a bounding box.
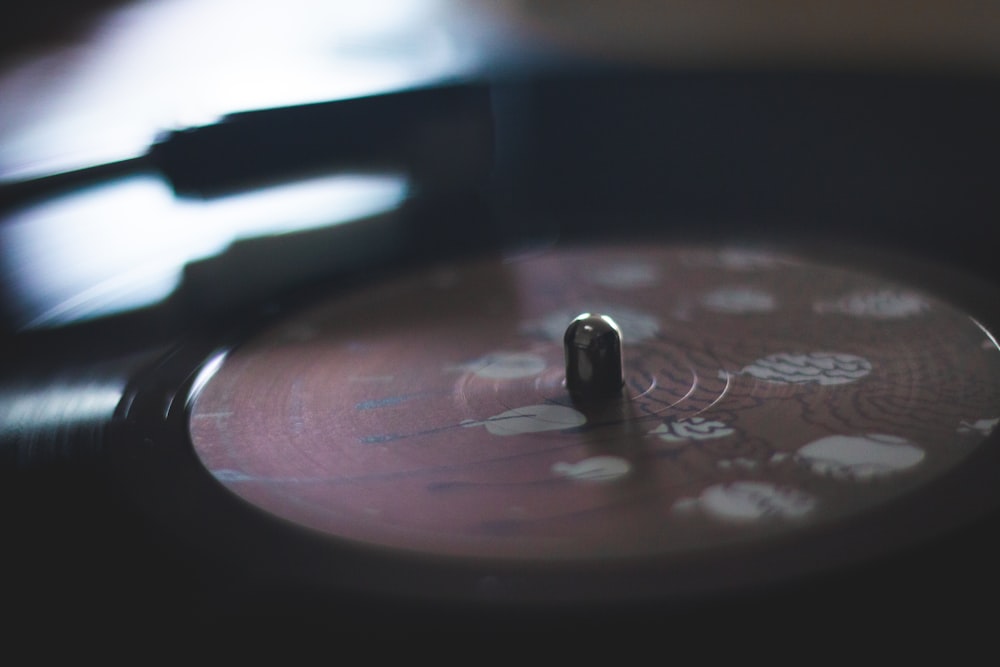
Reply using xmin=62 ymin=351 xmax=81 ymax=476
xmin=796 ymin=434 xmax=924 ymax=481
xmin=739 ymin=352 xmax=872 ymax=385
xmin=649 ymin=417 xmax=734 ymax=442
xmin=957 ymin=417 xmax=999 ymax=437
xmin=814 ymin=289 xmax=929 ymax=319
xmin=700 ymin=286 xmax=776 ymax=314
xmin=675 ymin=481 xmax=816 ymax=522
xmin=552 ymin=456 xmax=631 ymax=482
xmin=462 ymin=404 xmax=587 ymax=436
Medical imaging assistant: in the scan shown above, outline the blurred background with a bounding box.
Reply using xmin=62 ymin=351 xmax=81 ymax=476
xmin=2 ymin=0 xmax=1000 ymax=329
xmin=3 ymin=0 xmax=1000 ymax=642
xmin=5 ymin=0 xmax=1000 ymax=175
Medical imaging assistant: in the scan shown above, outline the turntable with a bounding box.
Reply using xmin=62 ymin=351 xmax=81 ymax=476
xmin=3 ymin=0 xmax=1000 ymax=641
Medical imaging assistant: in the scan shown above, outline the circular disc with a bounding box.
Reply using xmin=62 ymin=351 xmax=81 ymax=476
xmin=188 ymin=244 xmax=1000 ymax=567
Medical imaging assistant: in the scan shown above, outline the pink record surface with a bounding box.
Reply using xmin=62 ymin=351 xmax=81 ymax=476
xmin=188 ymin=244 xmax=1000 ymax=562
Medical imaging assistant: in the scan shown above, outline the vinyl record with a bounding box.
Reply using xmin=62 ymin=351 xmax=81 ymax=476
xmin=116 ymin=241 xmax=1000 ymax=606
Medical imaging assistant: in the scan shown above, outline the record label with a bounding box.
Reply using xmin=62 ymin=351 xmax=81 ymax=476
xmin=187 ymin=244 xmax=1000 ymax=562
